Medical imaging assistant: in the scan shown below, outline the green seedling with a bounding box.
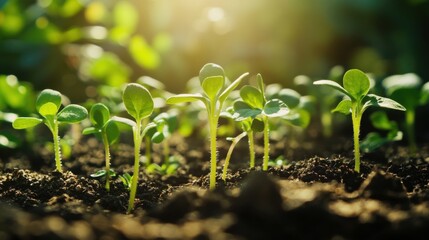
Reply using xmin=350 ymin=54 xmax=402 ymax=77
xmin=83 ymin=103 xmax=120 ymax=191
xmin=12 ymin=89 xmax=88 ymax=172
xmin=361 ymin=111 xmax=402 ymax=153
xmin=314 ymin=69 xmax=406 ymax=173
xmin=167 ymin=63 xmax=248 ymax=190
xmin=146 ymin=156 xmax=180 ymax=175
xmin=233 ymin=74 xmax=289 ymax=171
xmin=112 ymin=83 xmax=154 ymax=213
xmin=382 ymin=73 xmax=429 ymax=153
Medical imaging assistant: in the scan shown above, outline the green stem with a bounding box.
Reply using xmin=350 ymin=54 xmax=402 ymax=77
xmin=248 ymin=130 xmax=255 ymax=168
xmin=127 ymin=121 xmax=142 ymax=214
xmin=209 ymin=103 xmax=218 ymax=190
xmin=405 ymin=110 xmax=416 ymax=153
xmin=102 ymin=133 xmax=111 ymax=192
xmin=262 ymin=116 xmax=270 ymax=171
xmin=222 ymin=132 xmax=247 ymax=181
xmin=52 ymin=121 xmax=62 ymax=172
xmin=321 ymin=111 xmax=332 ymax=138
xmin=351 ymin=107 xmax=362 ymax=173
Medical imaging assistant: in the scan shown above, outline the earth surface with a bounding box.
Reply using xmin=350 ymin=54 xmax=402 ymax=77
xmin=1 ymin=130 xmax=429 ymax=240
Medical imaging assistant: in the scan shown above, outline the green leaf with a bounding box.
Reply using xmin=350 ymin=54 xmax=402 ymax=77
xmin=262 ymin=99 xmax=289 ymax=117
xmin=90 ymin=169 xmax=107 ymax=178
xmin=105 ymin=120 xmax=120 ymax=145
xmin=166 ymin=94 xmax=207 ymax=104
xmin=240 ymin=85 xmax=264 ymax=109
xmin=256 ymin=74 xmax=265 ymax=99
xmin=123 ymin=83 xmax=154 ymax=120
xmin=332 ymin=99 xmax=352 ymax=115
xmin=151 ymin=132 xmax=165 ymax=143
xmin=388 ymin=88 xmax=420 ymax=110
xmin=383 ymin=73 xmax=421 ymax=96
xmin=370 ymin=111 xmax=394 ymax=130
xmin=12 ymin=117 xmax=43 ymax=129
xmin=39 ymin=102 xmax=59 ymax=117
xmin=111 ymin=116 xmax=136 ymax=128
xmin=82 ymin=127 xmax=99 ymax=135
xmin=201 ymin=76 xmax=224 ymax=100
xmin=218 ymin=72 xmax=248 ymax=103
xmin=283 ymin=109 xmax=311 ymax=128
xmin=36 ymin=89 xmax=62 ymax=113
xmin=90 ymin=103 xmax=110 ymax=128
xmin=343 ymin=69 xmax=370 ymax=100
xmin=57 ymin=104 xmax=88 ymax=123
xmin=363 ymin=94 xmax=406 ymax=112
xmin=360 ymin=132 xmax=387 ymax=153
xmin=199 ymin=63 xmax=225 ymax=84
xmin=233 ymin=100 xmax=261 ymax=120
xmin=313 ymin=80 xmax=350 ymax=98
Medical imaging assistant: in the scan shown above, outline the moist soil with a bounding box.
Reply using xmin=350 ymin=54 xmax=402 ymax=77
xmin=1 ymin=132 xmax=429 ymax=240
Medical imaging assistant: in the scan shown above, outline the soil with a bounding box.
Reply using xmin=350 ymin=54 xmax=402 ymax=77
xmin=1 ymin=131 xmax=429 ymax=240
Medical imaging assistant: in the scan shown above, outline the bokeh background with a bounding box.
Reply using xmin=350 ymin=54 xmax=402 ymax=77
xmin=1 ymin=0 xmax=428 ymax=100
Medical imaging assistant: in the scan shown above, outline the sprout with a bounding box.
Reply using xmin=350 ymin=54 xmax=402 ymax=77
xmin=167 ymin=63 xmax=248 ymax=190
xmin=112 ymin=83 xmax=154 ymax=213
xmin=314 ymin=69 xmax=406 ymax=173
xmin=12 ymin=89 xmax=88 ymax=172
xmin=83 ymin=103 xmax=119 ymax=191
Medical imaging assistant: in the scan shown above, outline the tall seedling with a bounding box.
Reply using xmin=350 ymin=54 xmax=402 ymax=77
xmin=113 ymin=83 xmax=154 ymax=213
xmin=83 ymin=103 xmax=119 ymax=191
xmin=167 ymin=63 xmax=248 ymax=190
xmin=314 ymin=69 xmax=406 ymax=173
xmin=12 ymin=89 xmax=88 ymax=172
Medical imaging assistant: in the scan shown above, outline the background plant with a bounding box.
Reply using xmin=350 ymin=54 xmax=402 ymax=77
xmin=83 ymin=103 xmax=119 ymax=192
xmin=314 ymin=69 xmax=406 ymax=173
xmin=167 ymin=63 xmax=248 ymax=190
xmin=12 ymin=89 xmax=88 ymax=172
xmin=382 ymin=73 xmax=429 ymax=153
xmin=111 ymin=83 xmax=154 ymax=213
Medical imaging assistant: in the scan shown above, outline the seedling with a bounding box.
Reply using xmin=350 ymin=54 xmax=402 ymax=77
xmin=361 ymin=111 xmax=402 ymax=153
xmin=119 ymin=173 xmax=133 ymax=191
xmin=83 ymin=103 xmax=119 ymax=191
xmin=314 ymin=69 xmax=406 ymax=173
xmin=382 ymin=73 xmax=429 ymax=153
xmin=112 ymin=83 xmax=154 ymax=213
xmin=12 ymin=89 xmax=88 ymax=172
xmin=233 ymin=74 xmax=289 ymax=171
xmin=167 ymin=63 xmax=248 ymax=190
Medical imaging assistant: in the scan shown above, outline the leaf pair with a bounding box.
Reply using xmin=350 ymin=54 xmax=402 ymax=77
xmin=13 ymin=89 xmax=88 ymax=130
xmin=82 ymin=103 xmax=119 ymax=145
xmin=233 ymin=74 xmax=289 ymax=121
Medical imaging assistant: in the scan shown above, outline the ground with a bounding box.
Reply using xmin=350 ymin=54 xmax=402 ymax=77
xmin=1 ymin=132 xmax=429 ymax=240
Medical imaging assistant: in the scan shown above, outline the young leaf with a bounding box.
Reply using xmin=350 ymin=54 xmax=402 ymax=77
xmin=39 ymin=102 xmax=59 ymax=117
xmin=111 ymin=116 xmax=137 ymax=128
xmin=343 ymin=69 xmax=370 ymax=100
xmin=12 ymin=117 xmax=43 ymax=129
xmin=233 ymin=100 xmax=262 ymax=120
xmin=36 ymin=89 xmax=62 ymax=113
xmin=256 ymin=74 xmax=265 ymax=100
xmin=82 ymin=127 xmax=99 ymax=135
xmin=166 ymin=94 xmax=207 ymax=104
xmin=57 ymin=104 xmax=88 ymax=123
xmin=199 ymin=63 xmax=225 ymax=84
xmin=313 ymin=80 xmax=350 ymax=98
xmin=240 ymin=85 xmax=264 ymax=109
xmin=262 ymin=99 xmax=289 ymax=117
xmin=123 ymin=83 xmax=154 ymax=120
xmin=363 ymin=94 xmax=406 ymax=112
xmin=251 ymin=118 xmax=264 ymax=132
xmin=421 ymin=82 xmax=429 ymax=105
xmin=276 ymin=88 xmax=301 ymax=109
xmin=202 ymin=76 xmax=224 ymax=100
xmin=332 ymin=99 xmax=352 ymax=115
xmin=218 ymin=72 xmax=249 ymax=103
xmin=90 ymin=103 xmax=110 ymax=127
xmin=370 ymin=111 xmax=394 ymax=130
xmin=105 ymin=120 xmax=120 ymax=145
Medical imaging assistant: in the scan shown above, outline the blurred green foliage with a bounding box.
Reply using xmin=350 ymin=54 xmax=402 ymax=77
xmin=0 ymin=0 xmax=428 ymax=101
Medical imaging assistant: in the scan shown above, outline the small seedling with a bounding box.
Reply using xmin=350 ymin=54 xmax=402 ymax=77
xmin=112 ymin=83 xmax=154 ymax=213
xmin=314 ymin=69 xmax=406 ymax=173
xmin=361 ymin=111 xmax=402 ymax=153
xmin=167 ymin=63 xmax=248 ymax=190
xmin=12 ymin=89 xmax=88 ymax=172
xmin=83 ymin=103 xmax=119 ymax=191
xmin=233 ymin=74 xmax=289 ymax=171
xmin=119 ymin=173 xmax=133 ymax=191
xmin=382 ymin=73 xmax=429 ymax=153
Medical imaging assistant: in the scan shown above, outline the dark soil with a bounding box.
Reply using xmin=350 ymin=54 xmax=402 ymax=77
xmin=1 ymin=133 xmax=429 ymax=240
